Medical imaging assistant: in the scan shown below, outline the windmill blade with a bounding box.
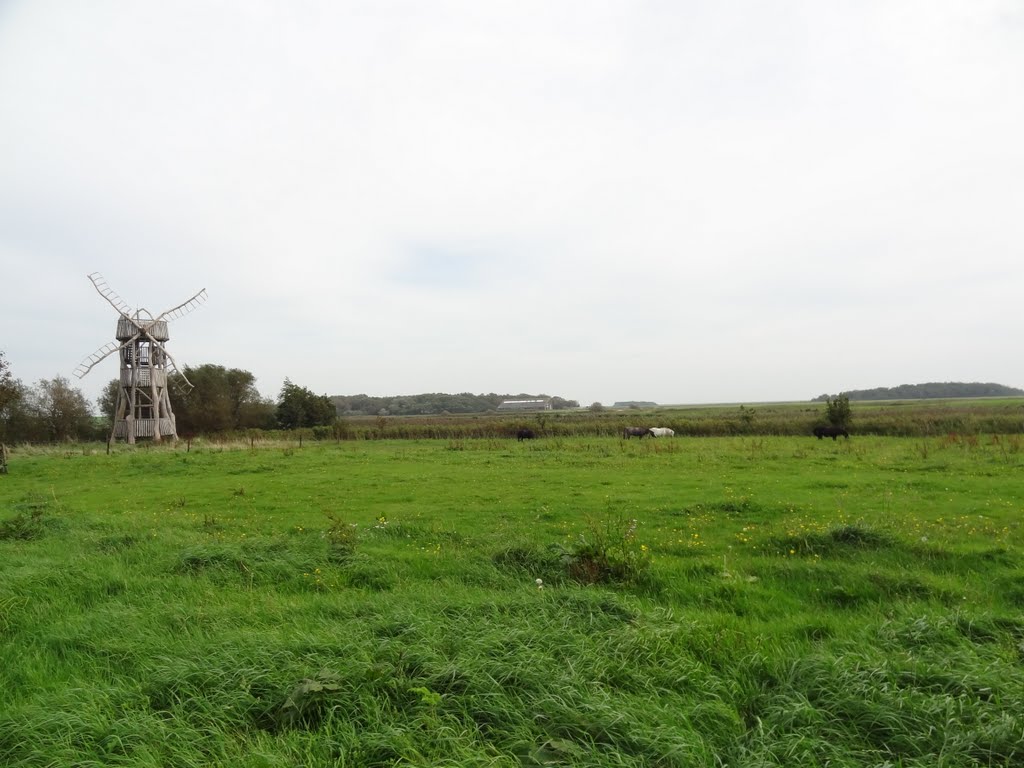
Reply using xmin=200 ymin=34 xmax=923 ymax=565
xmin=156 ymin=288 xmax=208 ymax=323
xmin=87 ymin=272 xmax=133 ymax=317
xmin=135 ymin=326 xmax=194 ymax=392
xmin=161 ymin=349 xmax=195 ymax=392
xmin=74 ymin=341 xmax=122 ymax=379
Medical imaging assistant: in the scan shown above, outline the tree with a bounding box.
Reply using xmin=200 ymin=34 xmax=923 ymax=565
xmin=170 ymin=364 xmax=275 ymax=434
xmin=277 ymin=379 xmax=336 ymax=430
xmin=224 ymin=367 xmax=275 ymax=429
xmin=824 ymin=394 xmax=851 ymax=428
xmin=588 ymin=402 xmax=605 ymax=412
xmin=0 ymin=351 xmax=19 ymax=413
xmin=0 ymin=351 xmax=25 ymax=442
xmin=97 ymin=379 xmax=120 ymax=421
xmin=26 ymin=376 xmax=93 ymax=441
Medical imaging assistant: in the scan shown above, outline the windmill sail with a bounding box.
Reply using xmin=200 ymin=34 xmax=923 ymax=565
xmin=156 ymin=288 xmax=208 ymax=323
xmin=73 ymin=341 xmax=122 ymax=379
xmin=87 ymin=272 xmax=132 ymax=317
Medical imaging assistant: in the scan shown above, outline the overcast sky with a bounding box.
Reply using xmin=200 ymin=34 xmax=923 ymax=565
xmin=2 ymin=1 xmax=1022 ymax=408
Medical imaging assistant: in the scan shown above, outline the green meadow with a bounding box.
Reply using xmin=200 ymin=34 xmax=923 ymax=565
xmin=2 ymin=435 xmax=1023 ymax=766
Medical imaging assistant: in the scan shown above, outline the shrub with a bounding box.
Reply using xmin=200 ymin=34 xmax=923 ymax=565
xmin=824 ymin=394 xmax=852 ymax=428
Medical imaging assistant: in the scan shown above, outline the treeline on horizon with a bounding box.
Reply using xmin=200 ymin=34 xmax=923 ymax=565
xmin=331 ymin=392 xmax=580 ymax=416
xmin=813 ymin=381 xmax=1024 ymax=402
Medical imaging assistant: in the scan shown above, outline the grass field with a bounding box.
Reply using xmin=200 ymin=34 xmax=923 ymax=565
xmin=2 ymin=435 xmax=1023 ymax=766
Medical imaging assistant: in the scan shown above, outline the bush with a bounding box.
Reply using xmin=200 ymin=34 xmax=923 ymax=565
xmin=824 ymin=394 xmax=852 ymax=427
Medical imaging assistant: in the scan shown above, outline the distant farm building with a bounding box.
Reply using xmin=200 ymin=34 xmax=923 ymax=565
xmin=496 ymin=399 xmax=553 ymax=412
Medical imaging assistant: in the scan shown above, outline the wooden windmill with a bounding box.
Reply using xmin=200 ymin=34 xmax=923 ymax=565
xmin=74 ymin=273 xmax=207 ymax=444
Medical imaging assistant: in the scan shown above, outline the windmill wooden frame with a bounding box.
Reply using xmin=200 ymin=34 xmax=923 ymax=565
xmin=74 ymin=273 xmax=206 ymax=444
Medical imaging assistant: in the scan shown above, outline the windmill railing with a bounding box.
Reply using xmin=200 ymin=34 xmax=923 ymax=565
xmin=113 ymin=418 xmax=176 ymax=439
xmin=120 ymin=369 xmax=167 ymax=387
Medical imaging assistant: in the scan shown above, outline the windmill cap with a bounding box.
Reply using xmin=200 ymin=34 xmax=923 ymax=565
xmin=117 ymin=316 xmax=169 ymax=341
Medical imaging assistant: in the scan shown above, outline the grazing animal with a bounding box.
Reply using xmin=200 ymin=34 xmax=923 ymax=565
xmin=648 ymin=427 xmax=675 ymax=437
xmin=813 ymin=425 xmax=849 ymax=441
xmin=516 ymin=428 xmax=536 ymax=441
xmin=623 ymin=426 xmax=648 ymax=439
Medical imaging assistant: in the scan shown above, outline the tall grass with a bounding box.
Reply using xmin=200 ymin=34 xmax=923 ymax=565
xmin=1 ymin=436 xmax=1023 ymax=766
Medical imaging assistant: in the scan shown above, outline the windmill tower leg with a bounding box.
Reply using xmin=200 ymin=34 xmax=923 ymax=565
xmin=150 ymin=373 xmax=162 ymax=443
xmin=126 ymin=372 xmax=139 ymax=444
xmin=160 ymin=387 xmax=178 ymax=440
xmin=111 ymin=382 xmax=129 ymax=445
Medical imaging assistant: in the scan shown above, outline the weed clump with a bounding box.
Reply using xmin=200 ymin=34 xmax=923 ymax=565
xmin=96 ymin=533 xmax=138 ymax=552
xmin=493 ymin=516 xmax=653 ymax=586
xmin=768 ymin=523 xmax=894 ymax=558
xmin=175 ymin=547 xmax=250 ymax=574
xmin=342 ymin=556 xmax=396 ymax=591
xmin=273 ymin=669 xmax=347 ymax=730
xmin=325 ymin=513 xmax=357 ymax=563
xmin=564 ymin=515 xmax=651 ymax=586
xmin=0 ymin=495 xmax=63 ymax=540
xmin=679 ymin=498 xmax=773 ymax=518
xmin=492 ymin=543 xmax=566 ymax=584
xmin=0 ymin=508 xmax=49 ymax=540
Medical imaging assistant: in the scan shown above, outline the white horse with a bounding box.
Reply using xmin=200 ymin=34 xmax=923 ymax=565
xmin=648 ymin=427 xmax=675 ymax=437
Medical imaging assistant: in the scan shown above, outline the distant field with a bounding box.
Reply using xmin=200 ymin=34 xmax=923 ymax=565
xmin=2 ymin=435 xmax=1023 ymax=766
xmin=328 ymin=396 xmax=1024 ymax=439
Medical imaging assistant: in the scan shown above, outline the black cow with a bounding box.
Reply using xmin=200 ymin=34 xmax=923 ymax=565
xmin=516 ymin=428 xmax=536 ymax=441
xmin=813 ymin=425 xmax=850 ymax=441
